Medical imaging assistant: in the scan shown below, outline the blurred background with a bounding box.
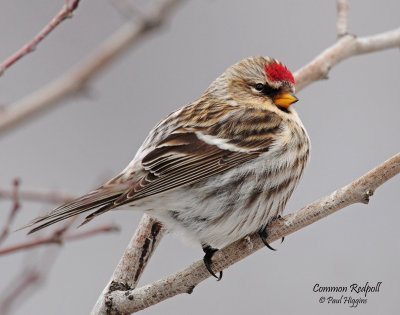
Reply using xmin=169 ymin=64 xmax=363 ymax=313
xmin=0 ymin=0 xmax=399 ymax=314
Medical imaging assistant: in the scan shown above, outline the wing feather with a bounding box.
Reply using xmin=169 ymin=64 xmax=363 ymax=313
xmin=113 ymin=125 xmax=276 ymax=207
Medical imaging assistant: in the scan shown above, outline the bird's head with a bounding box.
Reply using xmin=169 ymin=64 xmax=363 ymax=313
xmin=209 ymin=56 xmax=298 ymax=113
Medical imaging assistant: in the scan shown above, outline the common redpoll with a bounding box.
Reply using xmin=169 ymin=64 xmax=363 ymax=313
xmin=23 ymin=56 xmax=310 ymax=279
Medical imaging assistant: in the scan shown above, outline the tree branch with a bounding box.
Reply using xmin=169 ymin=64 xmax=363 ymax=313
xmin=0 ymin=0 xmax=81 ymax=76
xmin=63 ymin=225 xmax=120 ymax=241
xmin=0 ymin=211 xmax=78 ymax=314
xmin=0 ymin=187 xmax=75 ymax=204
xmin=0 ymin=186 xmax=118 ymax=313
xmin=0 ymin=0 xmax=184 ymax=137
xmin=0 ymin=179 xmax=20 ymax=245
xmin=0 ymin=207 xmax=79 ymax=314
xmin=0 ymin=268 xmax=41 ymax=315
xmin=294 ymin=27 xmax=400 ymax=92
xmin=0 ymin=220 xmax=119 ymax=256
xmin=104 ymin=152 xmax=400 ymax=313
xmin=336 ymin=0 xmax=350 ymax=37
xmin=91 ymin=215 xmax=164 ymax=315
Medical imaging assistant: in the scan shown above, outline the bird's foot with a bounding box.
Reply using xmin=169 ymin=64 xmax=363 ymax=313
xmin=258 ymin=227 xmax=276 ymax=251
xmin=260 ymin=215 xmax=287 ymax=249
xmin=202 ymin=245 xmax=222 ymax=281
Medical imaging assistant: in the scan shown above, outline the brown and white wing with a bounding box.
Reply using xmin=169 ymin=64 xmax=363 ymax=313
xmin=112 ymin=107 xmax=283 ymax=207
xmin=113 ymin=128 xmax=261 ymax=205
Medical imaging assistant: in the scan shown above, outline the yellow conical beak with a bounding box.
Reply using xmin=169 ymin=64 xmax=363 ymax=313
xmin=273 ymin=93 xmax=298 ymax=108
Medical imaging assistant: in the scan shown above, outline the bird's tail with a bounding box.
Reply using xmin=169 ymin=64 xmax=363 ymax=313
xmin=19 ymin=180 xmax=129 ymax=234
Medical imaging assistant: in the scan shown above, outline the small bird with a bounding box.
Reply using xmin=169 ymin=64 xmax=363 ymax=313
xmin=23 ymin=56 xmax=310 ymax=279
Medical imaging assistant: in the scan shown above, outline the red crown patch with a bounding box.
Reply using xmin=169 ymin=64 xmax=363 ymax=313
xmin=265 ymin=63 xmax=295 ymax=85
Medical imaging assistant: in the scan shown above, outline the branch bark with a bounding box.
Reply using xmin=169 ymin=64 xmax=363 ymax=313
xmin=336 ymin=0 xmax=350 ymax=37
xmin=104 ymin=152 xmax=400 ymax=313
xmin=294 ymin=27 xmax=400 ymax=92
xmin=0 ymin=0 xmax=184 ymax=137
xmin=91 ymin=215 xmax=164 ymax=315
xmin=0 ymin=0 xmax=81 ymax=76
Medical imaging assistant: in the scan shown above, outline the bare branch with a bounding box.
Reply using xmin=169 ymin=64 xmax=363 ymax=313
xmin=0 ymin=187 xmax=75 ymax=204
xmin=64 ymin=224 xmax=120 ymax=241
xmin=109 ymin=0 xmax=138 ymax=19
xmin=356 ymin=28 xmax=400 ymax=53
xmin=0 ymin=269 xmax=40 ymax=315
xmin=294 ymin=27 xmax=400 ymax=92
xmin=0 ymin=222 xmax=119 ymax=256
xmin=0 ymin=211 xmax=77 ymax=313
xmin=0 ymin=218 xmax=74 ymax=315
xmin=0 ymin=179 xmax=20 ymax=245
xmin=0 ymin=0 xmax=81 ymax=76
xmin=104 ymin=152 xmax=400 ymax=313
xmin=336 ymin=0 xmax=350 ymax=37
xmin=92 ymin=215 xmax=164 ymax=315
xmin=0 ymin=192 xmax=118 ymax=313
xmin=0 ymin=0 xmax=185 ymax=137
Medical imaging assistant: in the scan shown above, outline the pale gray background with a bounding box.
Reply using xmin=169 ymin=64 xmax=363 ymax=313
xmin=0 ymin=0 xmax=399 ymax=314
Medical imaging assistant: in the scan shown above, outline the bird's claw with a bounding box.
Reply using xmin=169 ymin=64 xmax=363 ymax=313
xmin=258 ymin=228 xmax=277 ymax=251
xmin=276 ymin=215 xmax=286 ymax=244
xmin=202 ymin=245 xmax=223 ymax=281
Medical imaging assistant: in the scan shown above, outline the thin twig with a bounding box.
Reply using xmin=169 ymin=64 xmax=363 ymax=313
xmin=336 ymin=0 xmax=350 ymax=37
xmin=0 ymin=222 xmax=72 ymax=315
xmin=64 ymin=224 xmax=120 ymax=241
xmin=104 ymin=152 xmax=400 ymax=313
xmin=0 ymin=0 xmax=185 ymax=137
xmin=0 ymin=203 xmax=79 ymax=314
xmin=0 ymin=187 xmax=75 ymax=204
xmin=0 ymin=199 xmax=118 ymax=313
xmin=0 ymin=0 xmax=81 ymax=76
xmin=0 ymin=269 xmax=40 ymax=315
xmin=0 ymin=179 xmax=21 ymax=245
xmin=0 ymin=223 xmax=119 ymax=256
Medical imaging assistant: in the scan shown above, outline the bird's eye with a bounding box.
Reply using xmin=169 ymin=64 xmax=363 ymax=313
xmin=255 ymin=83 xmax=264 ymax=91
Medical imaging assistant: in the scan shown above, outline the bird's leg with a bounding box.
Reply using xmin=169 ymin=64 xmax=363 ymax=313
xmin=277 ymin=215 xmax=285 ymax=243
xmin=202 ymin=245 xmax=223 ymax=281
xmin=258 ymin=226 xmax=277 ymax=251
